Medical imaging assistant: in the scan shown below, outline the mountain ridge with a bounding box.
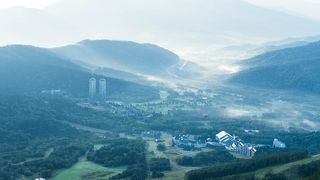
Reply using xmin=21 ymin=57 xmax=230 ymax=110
xmin=52 ymin=39 xmax=181 ymax=76
xmin=229 ymin=41 xmax=320 ymax=94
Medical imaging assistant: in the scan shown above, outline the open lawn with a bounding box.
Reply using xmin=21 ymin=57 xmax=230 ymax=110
xmin=52 ymin=161 xmax=126 ymax=180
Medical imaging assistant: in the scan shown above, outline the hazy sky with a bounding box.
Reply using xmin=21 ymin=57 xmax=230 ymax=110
xmin=1 ymin=0 xmax=320 ymax=21
xmin=0 ymin=0 xmax=60 ymax=9
xmin=0 ymin=0 xmax=320 ymax=20
xmin=1 ymin=0 xmax=320 ymax=19
xmin=244 ymin=0 xmax=320 ymax=20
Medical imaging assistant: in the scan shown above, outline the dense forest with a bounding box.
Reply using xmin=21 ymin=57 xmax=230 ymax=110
xmin=88 ymin=138 xmax=148 ymax=180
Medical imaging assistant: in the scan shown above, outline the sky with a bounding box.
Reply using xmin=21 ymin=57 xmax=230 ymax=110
xmin=0 ymin=0 xmax=61 ymax=9
xmin=1 ymin=0 xmax=320 ymax=24
xmin=0 ymin=0 xmax=320 ymax=19
xmin=1 ymin=0 xmax=320 ymax=22
xmin=244 ymin=0 xmax=320 ymax=20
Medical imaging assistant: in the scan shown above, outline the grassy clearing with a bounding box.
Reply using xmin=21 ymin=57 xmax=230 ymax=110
xmin=52 ymin=161 xmax=126 ymax=180
xmin=255 ymin=154 xmax=320 ymax=179
xmin=93 ymin=144 xmax=106 ymax=151
xmin=163 ymin=163 xmax=200 ymax=180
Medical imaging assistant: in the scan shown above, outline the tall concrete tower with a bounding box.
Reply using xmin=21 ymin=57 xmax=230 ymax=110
xmin=89 ymin=77 xmax=97 ymax=102
xmin=99 ymin=78 xmax=107 ymax=102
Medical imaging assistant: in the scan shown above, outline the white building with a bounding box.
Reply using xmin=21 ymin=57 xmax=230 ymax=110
xmin=216 ymin=131 xmax=257 ymax=158
xmin=248 ymin=146 xmax=257 ymax=157
xmin=216 ymin=131 xmax=233 ymax=145
xmin=99 ymin=78 xmax=107 ymax=102
xmin=236 ymin=142 xmax=256 ymax=157
xmin=273 ymin=139 xmax=286 ymax=148
xmin=89 ymin=77 xmax=97 ymax=102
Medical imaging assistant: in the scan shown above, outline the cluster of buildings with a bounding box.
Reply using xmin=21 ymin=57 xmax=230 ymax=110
xmin=171 ymin=131 xmax=286 ymax=158
xmin=215 ymin=131 xmax=257 ymax=158
xmin=41 ymin=89 xmax=65 ymax=96
xmin=172 ymin=132 xmax=256 ymax=157
xmin=89 ymin=77 xmax=107 ymax=103
xmin=172 ymin=135 xmax=206 ymax=149
xmin=35 ymin=178 xmax=45 ymax=180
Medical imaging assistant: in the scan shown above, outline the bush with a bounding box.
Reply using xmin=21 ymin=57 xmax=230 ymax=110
xmin=157 ymin=144 xmax=166 ymax=151
xmin=151 ymin=171 xmax=164 ymax=178
xmin=149 ymin=158 xmax=171 ymax=172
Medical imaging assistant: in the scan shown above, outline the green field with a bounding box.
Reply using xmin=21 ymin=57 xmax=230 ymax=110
xmin=52 ymin=161 xmax=126 ymax=180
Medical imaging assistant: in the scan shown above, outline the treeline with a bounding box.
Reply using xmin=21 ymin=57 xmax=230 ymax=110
xmin=88 ymin=138 xmax=148 ymax=180
xmin=185 ymin=150 xmax=308 ymax=180
xmin=177 ymin=148 xmax=235 ymax=167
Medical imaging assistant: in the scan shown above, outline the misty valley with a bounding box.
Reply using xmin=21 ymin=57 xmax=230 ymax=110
xmin=0 ymin=38 xmax=320 ymax=180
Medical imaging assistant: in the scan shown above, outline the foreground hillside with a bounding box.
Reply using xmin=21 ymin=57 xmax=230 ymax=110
xmin=230 ymin=41 xmax=320 ymax=94
xmin=0 ymin=45 xmax=160 ymax=102
xmin=0 ymin=96 xmax=93 ymax=179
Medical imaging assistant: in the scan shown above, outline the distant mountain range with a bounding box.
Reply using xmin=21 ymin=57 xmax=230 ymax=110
xmin=229 ymin=41 xmax=320 ymax=94
xmin=1 ymin=0 xmax=320 ymax=58
xmin=0 ymin=44 xmax=160 ymax=102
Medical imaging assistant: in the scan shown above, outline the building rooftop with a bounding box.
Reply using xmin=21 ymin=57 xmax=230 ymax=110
xmin=216 ymin=131 xmax=228 ymax=139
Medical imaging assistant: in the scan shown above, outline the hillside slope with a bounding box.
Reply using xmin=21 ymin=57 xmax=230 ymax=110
xmin=229 ymin=41 xmax=320 ymax=94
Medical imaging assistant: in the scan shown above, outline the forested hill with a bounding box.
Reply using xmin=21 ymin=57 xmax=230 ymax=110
xmin=0 ymin=45 xmax=160 ymax=102
xmin=0 ymin=96 xmax=100 ymax=179
xmin=229 ymin=41 xmax=320 ymax=94
xmin=52 ymin=40 xmax=181 ymax=75
xmin=0 ymin=96 xmax=75 ymax=145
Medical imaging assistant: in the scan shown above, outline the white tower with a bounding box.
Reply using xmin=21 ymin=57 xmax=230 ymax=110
xmin=99 ymin=78 xmax=107 ymax=102
xmin=89 ymin=77 xmax=96 ymax=102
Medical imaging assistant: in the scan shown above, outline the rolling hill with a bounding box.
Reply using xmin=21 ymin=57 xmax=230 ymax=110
xmin=229 ymin=41 xmax=320 ymax=94
xmin=52 ymin=40 xmax=181 ymax=76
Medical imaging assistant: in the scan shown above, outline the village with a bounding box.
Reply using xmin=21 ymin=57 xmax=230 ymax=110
xmin=136 ymin=129 xmax=287 ymax=159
